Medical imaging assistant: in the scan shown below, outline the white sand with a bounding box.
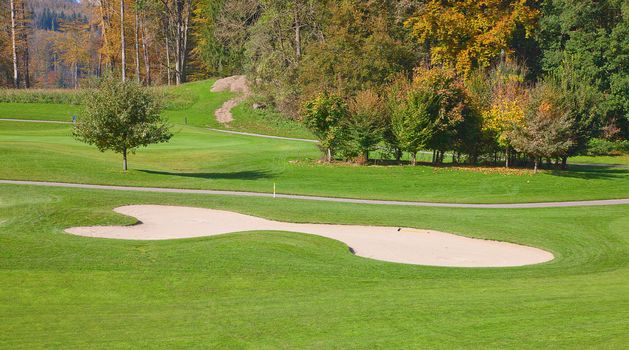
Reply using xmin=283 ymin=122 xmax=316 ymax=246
xmin=65 ymin=205 xmax=554 ymax=267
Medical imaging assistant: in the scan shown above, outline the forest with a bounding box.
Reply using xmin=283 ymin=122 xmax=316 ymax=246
xmin=0 ymin=0 xmax=628 ymax=167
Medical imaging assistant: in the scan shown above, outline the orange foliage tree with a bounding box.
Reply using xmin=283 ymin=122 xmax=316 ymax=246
xmin=405 ymin=0 xmax=539 ymax=76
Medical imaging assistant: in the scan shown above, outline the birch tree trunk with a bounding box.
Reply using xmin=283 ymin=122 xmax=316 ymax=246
xmin=120 ymin=0 xmax=127 ymax=82
xmin=134 ymin=9 xmax=141 ymax=83
xmin=10 ymin=0 xmax=19 ymax=88
xmin=140 ymin=18 xmax=150 ymax=85
xmin=20 ymin=0 xmax=30 ymax=88
xmin=174 ymin=0 xmax=182 ymax=85
xmin=165 ymin=35 xmax=171 ymax=85
xmin=294 ymin=9 xmax=301 ymax=60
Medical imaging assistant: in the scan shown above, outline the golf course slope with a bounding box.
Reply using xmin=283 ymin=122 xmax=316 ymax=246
xmin=66 ymin=205 xmax=554 ymax=267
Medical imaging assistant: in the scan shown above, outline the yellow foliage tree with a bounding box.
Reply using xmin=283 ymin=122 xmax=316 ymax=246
xmin=479 ymin=62 xmax=529 ymax=167
xmin=405 ymin=0 xmax=538 ymax=76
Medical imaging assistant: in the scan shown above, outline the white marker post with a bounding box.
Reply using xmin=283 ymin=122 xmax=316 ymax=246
xmin=273 ymin=183 xmax=276 ymax=198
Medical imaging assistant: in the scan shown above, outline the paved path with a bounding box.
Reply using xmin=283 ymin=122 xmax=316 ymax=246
xmin=0 ymin=118 xmax=71 ymax=124
xmin=2 ymin=179 xmax=628 ymax=209
xmin=207 ymin=128 xmax=318 ymax=143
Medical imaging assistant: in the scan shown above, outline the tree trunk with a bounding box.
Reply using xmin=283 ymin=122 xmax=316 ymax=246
xmin=134 ymin=9 xmax=141 ymax=83
xmin=561 ymin=156 xmax=568 ymax=170
xmin=505 ymin=147 xmax=509 ymax=168
xmin=165 ymin=35 xmax=171 ymax=85
xmin=534 ymin=159 xmax=538 ymax=173
xmin=294 ymin=9 xmax=301 ymax=60
xmin=98 ymin=0 xmax=111 ymax=74
xmin=172 ymin=0 xmax=191 ymax=85
xmin=120 ymin=0 xmax=126 ymax=82
xmin=74 ymin=63 xmax=79 ymax=89
xmin=20 ymin=0 xmax=30 ymax=88
xmin=140 ymin=17 xmax=150 ymax=85
xmin=10 ymin=0 xmax=19 ymax=88
xmin=326 ymin=148 xmax=332 ymax=162
xmin=411 ymin=152 xmax=417 ymax=166
xmin=123 ymin=148 xmax=128 ymax=171
xmin=174 ymin=0 xmax=182 ymax=85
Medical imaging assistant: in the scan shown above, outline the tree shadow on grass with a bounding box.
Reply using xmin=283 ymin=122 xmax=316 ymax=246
xmin=548 ymin=165 xmax=629 ymax=180
xmin=139 ymin=169 xmax=273 ymax=180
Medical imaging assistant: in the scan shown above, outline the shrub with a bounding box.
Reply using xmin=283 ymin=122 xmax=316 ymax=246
xmin=586 ymin=138 xmax=629 ymax=156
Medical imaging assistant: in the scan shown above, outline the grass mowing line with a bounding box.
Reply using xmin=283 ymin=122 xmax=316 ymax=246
xmin=2 ymin=179 xmax=629 ymax=208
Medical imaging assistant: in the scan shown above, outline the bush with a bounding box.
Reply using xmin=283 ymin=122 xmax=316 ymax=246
xmin=586 ymin=138 xmax=629 ymax=156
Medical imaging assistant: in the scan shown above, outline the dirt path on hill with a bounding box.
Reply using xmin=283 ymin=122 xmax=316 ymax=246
xmin=211 ymin=75 xmax=250 ymax=124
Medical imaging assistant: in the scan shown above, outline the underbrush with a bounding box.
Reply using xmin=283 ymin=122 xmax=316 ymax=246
xmin=587 ymin=138 xmax=629 ymax=156
xmin=0 ymin=86 xmax=197 ymax=111
xmin=0 ymin=88 xmax=83 ymax=104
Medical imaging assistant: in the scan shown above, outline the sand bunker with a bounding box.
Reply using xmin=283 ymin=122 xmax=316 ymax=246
xmin=211 ymin=76 xmax=250 ymax=124
xmin=65 ymin=205 xmax=554 ymax=267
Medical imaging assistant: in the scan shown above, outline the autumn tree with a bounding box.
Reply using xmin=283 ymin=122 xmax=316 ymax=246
xmin=160 ymin=0 xmax=193 ymax=84
xmin=388 ymin=75 xmax=429 ymax=165
xmin=73 ymin=77 xmax=172 ymax=171
xmin=299 ymin=0 xmax=415 ymax=107
xmin=341 ymin=89 xmax=386 ymax=163
xmin=302 ymin=92 xmax=348 ymax=162
xmin=473 ymin=61 xmax=529 ymax=167
xmin=405 ymin=0 xmax=539 ymax=76
xmin=54 ymin=19 xmax=91 ymax=88
xmin=511 ymin=80 xmax=573 ymax=172
xmin=246 ymin=0 xmax=324 ymax=115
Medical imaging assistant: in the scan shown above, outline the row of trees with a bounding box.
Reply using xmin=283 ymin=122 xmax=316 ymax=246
xmin=195 ymin=0 xmax=628 ymax=158
xmin=304 ymin=61 xmax=600 ymax=171
xmin=0 ymin=0 xmax=196 ymax=88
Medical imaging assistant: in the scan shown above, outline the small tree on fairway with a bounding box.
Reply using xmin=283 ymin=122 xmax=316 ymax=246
xmin=390 ymin=87 xmax=432 ymax=165
xmin=341 ymin=89 xmax=386 ymax=163
xmin=302 ymin=92 xmax=348 ymax=162
xmin=511 ymin=81 xmax=574 ymax=172
xmin=73 ymin=78 xmax=172 ymax=171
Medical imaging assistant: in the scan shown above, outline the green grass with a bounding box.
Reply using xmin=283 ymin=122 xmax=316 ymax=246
xmin=1 ymin=120 xmax=629 ymax=203
xmin=230 ymin=99 xmax=314 ymax=139
xmin=0 ymin=184 xmax=628 ymax=348
xmin=0 ymin=102 xmax=80 ymax=121
xmin=570 ymin=154 xmax=629 ymax=165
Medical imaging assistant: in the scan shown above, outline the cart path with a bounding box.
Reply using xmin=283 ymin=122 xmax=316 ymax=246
xmin=2 ymin=179 xmax=628 ymax=209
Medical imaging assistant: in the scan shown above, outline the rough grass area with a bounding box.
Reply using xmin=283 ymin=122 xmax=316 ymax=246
xmin=0 ymin=184 xmax=627 ymax=348
xmin=570 ymin=154 xmax=629 ymax=165
xmin=230 ymin=99 xmax=314 ymax=139
xmin=0 ymin=87 xmax=83 ymax=104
